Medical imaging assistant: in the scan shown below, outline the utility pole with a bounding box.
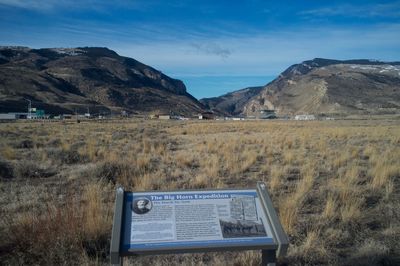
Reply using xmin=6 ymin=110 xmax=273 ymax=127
xmin=25 ymin=99 xmax=32 ymax=119
xmin=28 ymin=99 xmax=31 ymax=119
xmin=75 ymin=108 xmax=78 ymax=122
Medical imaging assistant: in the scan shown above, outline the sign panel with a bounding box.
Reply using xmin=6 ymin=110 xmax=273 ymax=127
xmin=121 ymin=189 xmax=275 ymax=254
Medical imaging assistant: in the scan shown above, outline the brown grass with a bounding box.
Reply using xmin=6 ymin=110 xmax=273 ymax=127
xmin=1 ymin=118 xmax=399 ymax=265
xmin=0 ymin=145 xmax=16 ymax=160
xmin=322 ymin=193 xmax=338 ymax=220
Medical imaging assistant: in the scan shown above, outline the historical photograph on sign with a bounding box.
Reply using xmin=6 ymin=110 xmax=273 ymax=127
xmin=220 ymin=219 xmax=267 ymax=238
xmin=219 ymin=195 xmax=267 ymax=238
xmin=131 ymin=197 xmax=153 ymax=214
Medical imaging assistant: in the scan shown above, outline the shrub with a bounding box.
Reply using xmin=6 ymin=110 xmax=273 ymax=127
xmin=13 ymin=160 xmax=54 ymax=178
xmin=0 ymin=158 xmax=14 ymax=179
xmin=46 ymin=148 xmax=88 ymax=165
xmin=90 ymin=161 xmax=121 ymax=183
xmin=16 ymin=139 xmax=34 ymax=149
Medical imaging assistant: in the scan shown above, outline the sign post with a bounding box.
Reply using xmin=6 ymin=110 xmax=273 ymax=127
xmin=110 ymin=187 xmax=124 ymax=266
xmin=110 ymin=182 xmax=288 ymax=265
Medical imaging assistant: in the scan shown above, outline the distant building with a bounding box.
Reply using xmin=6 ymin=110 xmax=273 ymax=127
xmin=294 ymin=114 xmax=316 ymax=120
xmin=199 ymin=111 xmax=215 ymax=120
xmin=259 ymin=109 xmax=277 ymax=119
xmin=35 ymin=109 xmax=45 ymax=118
xmin=62 ymin=114 xmax=73 ymax=120
xmin=121 ymin=110 xmax=128 ymax=117
xmin=158 ymin=115 xmax=171 ymax=120
xmin=0 ymin=112 xmax=32 ymax=120
xmin=0 ymin=113 xmax=17 ymax=120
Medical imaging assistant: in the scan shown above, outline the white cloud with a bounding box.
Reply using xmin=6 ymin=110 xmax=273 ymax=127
xmin=0 ymin=0 xmax=59 ymax=10
xmin=300 ymin=1 xmax=400 ymax=18
xmin=0 ymin=0 xmax=147 ymax=12
xmin=189 ymin=42 xmax=231 ymax=59
xmin=110 ymin=23 xmax=400 ymax=77
xmin=1 ymin=12 xmax=399 ymax=78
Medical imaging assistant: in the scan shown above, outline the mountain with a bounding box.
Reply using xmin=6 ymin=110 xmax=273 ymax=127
xmin=0 ymin=46 xmax=204 ymax=115
xmin=200 ymin=86 xmax=263 ymax=116
xmin=243 ymin=58 xmax=400 ymax=116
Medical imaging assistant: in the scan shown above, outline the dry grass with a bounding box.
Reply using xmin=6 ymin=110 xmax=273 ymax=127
xmin=268 ymin=165 xmax=286 ymax=191
xmin=322 ymin=193 xmax=338 ymax=220
xmin=1 ymin=180 xmax=112 ymax=265
xmin=0 ymin=145 xmax=16 ymax=160
xmin=1 ymin=118 xmax=399 ymax=265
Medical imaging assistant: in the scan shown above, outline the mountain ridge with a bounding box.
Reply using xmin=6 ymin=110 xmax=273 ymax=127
xmin=203 ymin=58 xmax=400 ymax=117
xmin=2 ymin=49 xmax=400 ymax=117
xmin=0 ymin=46 xmax=204 ymax=115
xmin=245 ymin=58 xmax=400 ymax=116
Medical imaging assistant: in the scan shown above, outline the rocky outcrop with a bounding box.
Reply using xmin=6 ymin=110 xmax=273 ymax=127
xmin=243 ymin=58 xmax=400 ymax=116
xmin=200 ymin=86 xmax=263 ymax=116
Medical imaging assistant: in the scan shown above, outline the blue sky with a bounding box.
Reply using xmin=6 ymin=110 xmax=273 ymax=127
xmin=1 ymin=0 xmax=400 ymax=99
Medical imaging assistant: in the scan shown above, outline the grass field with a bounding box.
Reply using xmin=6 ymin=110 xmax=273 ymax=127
xmin=0 ymin=119 xmax=399 ymax=265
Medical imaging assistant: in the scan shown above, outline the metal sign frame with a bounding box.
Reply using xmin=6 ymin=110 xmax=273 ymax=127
xmin=110 ymin=182 xmax=288 ymax=265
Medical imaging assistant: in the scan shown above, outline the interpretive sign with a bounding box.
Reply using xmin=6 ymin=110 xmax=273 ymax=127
xmin=111 ymin=182 xmax=288 ymax=266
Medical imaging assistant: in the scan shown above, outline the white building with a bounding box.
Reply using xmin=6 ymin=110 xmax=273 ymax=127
xmin=294 ymin=114 xmax=316 ymax=120
xmin=158 ymin=115 xmax=171 ymax=120
xmin=0 ymin=113 xmax=17 ymax=120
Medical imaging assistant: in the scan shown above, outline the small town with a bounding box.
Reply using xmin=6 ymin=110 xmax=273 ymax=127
xmin=0 ymin=107 xmax=323 ymax=122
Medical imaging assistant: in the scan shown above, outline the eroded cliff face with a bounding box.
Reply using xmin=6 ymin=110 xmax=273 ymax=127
xmin=0 ymin=46 xmax=203 ymax=115
xmin=200 ymin=86 xmax=263 ymax=116
xmin=243 ymin=59 xmax=400 ymax=116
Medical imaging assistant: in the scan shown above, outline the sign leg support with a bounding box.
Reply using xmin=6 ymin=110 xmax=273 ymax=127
xmin=110 ymin=187 xmax=125 ymax=266
xmin=111 ymin=256 xmax=123 ymax=266
xmin=261 ymin=250 xmax=276 ymax=266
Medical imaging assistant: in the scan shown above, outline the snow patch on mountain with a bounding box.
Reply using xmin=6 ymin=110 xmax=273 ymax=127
xmin=51 ymin=48 xmax=86 ymax=56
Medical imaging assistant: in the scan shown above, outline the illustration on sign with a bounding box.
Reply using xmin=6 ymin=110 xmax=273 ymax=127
xmin=132 ymin=197 xmax=152 ymax=214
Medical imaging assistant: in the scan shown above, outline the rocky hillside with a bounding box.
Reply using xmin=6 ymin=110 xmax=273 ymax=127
xmin=200 ymin=86 xmax=262 ymax=116
xmin=243 ymin=58 xmax=400 ymax=116
xmin=0 ymin=46 xmax=204 ymax=115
